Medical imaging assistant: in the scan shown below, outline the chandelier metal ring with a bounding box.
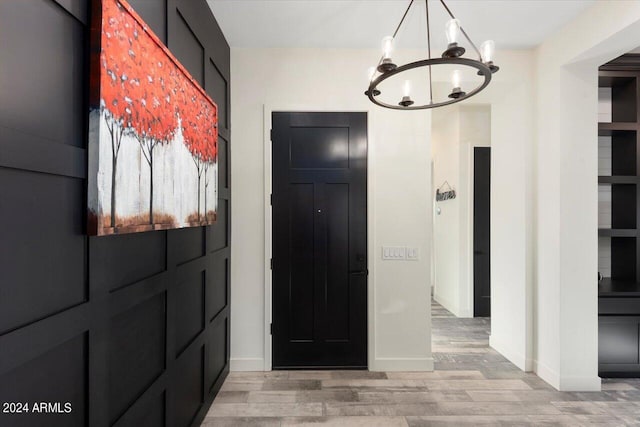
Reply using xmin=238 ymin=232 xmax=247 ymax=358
xmin=366 ymin=57 xmax=492 ymax=110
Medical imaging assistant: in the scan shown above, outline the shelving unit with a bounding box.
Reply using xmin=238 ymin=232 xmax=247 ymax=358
xmin=598 ymin=55 xmax=640 ymax=377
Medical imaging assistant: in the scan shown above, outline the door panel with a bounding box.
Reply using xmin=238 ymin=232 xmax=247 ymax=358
xmin=272 ymin=112 xmax=367 ymax=369
xmin=326 ymin=183 xmax=350 ymax=342
xmin=474 ymin=147 xmax=491 ymax=317
xmin=290 ymin=127 xmax=350 ymax=169
xmin=289 ymin=183 xmax=315 ymax=342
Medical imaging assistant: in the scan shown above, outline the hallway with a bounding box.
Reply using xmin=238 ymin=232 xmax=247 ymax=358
xmin=202 ymin=301 xmax=640 ymax=426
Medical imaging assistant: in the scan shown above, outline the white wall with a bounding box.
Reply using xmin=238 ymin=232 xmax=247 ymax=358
xmin=229 ymin=47 xmax=538 ymax=375
xmin=230 ymin=48 xmax=432 ymax=371
xmin=534 ymin=1 xmax=640 ymax=391
xmin=431 ymin=106 xmax=461 ymax=315
xmin=432 ymin=105 xmax=490 ymax=318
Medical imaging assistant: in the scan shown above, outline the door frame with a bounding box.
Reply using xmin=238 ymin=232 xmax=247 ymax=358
xmin=433 ymin=142 xmax=484 ymax=318
xmin=263 ymin=105 xmax=374 ymax=371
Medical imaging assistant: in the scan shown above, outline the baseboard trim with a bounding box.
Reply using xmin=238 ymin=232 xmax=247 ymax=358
xmin=230 ymin=358 xmax=265 ymax=371
xmin=434 ymin=292 xmax=458 ymax=317
xmin=559 ymin=375 xmax=601 ymax=391
xmin=370 ymin=357 xmax=434 ymax=372
xmin=457 ymin=308 xmax=473 ymax=318
xmin=533 ymin=359 xmax=601 ymax=391
xmin=489 ymin=334 xmax=528 ymax=371
xmin=533 ymin=359 xmax=560 ymax=390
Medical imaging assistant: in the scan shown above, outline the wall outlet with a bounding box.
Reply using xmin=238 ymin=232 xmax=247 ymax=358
xmin=382 ymin=246 xmax=406 ymax=260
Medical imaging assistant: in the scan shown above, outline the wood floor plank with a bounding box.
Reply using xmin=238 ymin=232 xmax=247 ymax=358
xmin=406 ymin=414 xmax=582 ymax=426
xmin=424 ymin=379 xmax=532 ymax=391
xmin=324 ymin=402 xmax=442 ymax=417
xmin=321 ymin=379 xmax=430 ymax=389
xmin=200 ymin=416 xmax=282 ymax=426
xmin=213 ymin=391 xmax=250 ymax=403
xmin=281 ymin=416 xmax=409 ymax=426
xmin=206 ymin=402 xmax=323 ymax=417
xmin=437 ymin=401 xmax=561 ymax=416
xmin=357 ymin=390 xmax=470 ymax=403
xmin=467 ymin=389 xmax=581 ymax=402
xmin=385 ymin=370 xmax=485 ymax=380
xmin=261 ymin=379 xmax=322 ymax=391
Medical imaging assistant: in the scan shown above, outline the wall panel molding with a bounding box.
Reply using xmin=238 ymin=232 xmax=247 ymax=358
xmin=0 ymin=132 xmax=87 ymax=179
xmin=0 ymin=1 xmax=230 ymax=426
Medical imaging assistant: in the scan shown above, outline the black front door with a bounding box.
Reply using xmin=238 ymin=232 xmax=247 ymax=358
xmin=473 ymin=147 xmax=491 ymax=317
xmin=272 ymin=112 xmax=367 ymax=369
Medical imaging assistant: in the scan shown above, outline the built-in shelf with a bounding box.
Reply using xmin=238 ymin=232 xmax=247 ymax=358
xmin=599 ymin=72 xmax=637 ymax=87
xmin=598 ymin=176 xmax=638 ymax=184
xmin=598 ymin=122 xmax=637 ymax=136
xmin=598 ymin=61 xmax=640 ymax=377
xmin=599 ymin=278 xmax=640 ymax=297
xmin=598 ymin=228 xmax=637 ymax=237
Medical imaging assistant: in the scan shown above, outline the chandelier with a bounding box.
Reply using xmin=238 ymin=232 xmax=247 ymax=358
xmin=365 ymin=0 xmax=499 ymax=110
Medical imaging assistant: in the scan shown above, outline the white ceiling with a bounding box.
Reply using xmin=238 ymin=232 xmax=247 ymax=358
xmin=207 ymin=0 xmax=596 ymax=51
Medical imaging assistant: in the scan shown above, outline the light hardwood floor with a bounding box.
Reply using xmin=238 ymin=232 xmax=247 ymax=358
xmin=202 ymin=300 xmax=640 ymax=426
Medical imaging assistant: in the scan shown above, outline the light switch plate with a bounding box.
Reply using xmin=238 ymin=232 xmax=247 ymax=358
xmin=406 ymin=247 xmax=419 ymax=260
xmin=382 ymin=246 xmax=406 ymax=260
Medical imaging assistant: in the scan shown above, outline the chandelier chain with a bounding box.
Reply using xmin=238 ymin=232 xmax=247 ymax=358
xmin=393 ymin=0 xmax=415 ymax=39
xmin=425 ymin=0 xmax=433 ymax=105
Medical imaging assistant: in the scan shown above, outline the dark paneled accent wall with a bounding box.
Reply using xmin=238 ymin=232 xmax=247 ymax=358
xmin=0 ymin=1 xmax=231 ymax=426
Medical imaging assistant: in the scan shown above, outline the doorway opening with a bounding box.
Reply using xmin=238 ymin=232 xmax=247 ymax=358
xmin=431 ymin=105 xmax=497 ymax=369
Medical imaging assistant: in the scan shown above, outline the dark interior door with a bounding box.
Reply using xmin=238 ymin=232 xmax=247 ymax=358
xmin=272 ymin=112 xmax=367 ymax=369
xmin=474 ymin=147 xmax=491 ymax=317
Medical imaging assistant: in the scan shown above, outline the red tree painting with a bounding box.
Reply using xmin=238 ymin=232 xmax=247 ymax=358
xmin=88 ymin=0 xmax=218 ymax=236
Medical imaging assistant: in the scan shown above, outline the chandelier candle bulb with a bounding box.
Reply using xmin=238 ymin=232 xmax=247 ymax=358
xmin=382 ymin=36 xmax=394 ymax=59
xmin=445 ymin=19 xmax=461 ymax=45
xmin=442 ymin=18 xmax=465 ymax=58
xmin=365 ymin=66 xmax=381 ymax=96
xmin=448 ymin=70 xmax=466 ymax=99
xmin=398 ymin=77 xmax=414 ymax=106
xmin=451 ymin=70 xmax=461 ymax=89
xmin=378 ymin=36 xmax=398 ymax=73
xmin=480 ymin=40 xmax=494 ymax=63
xmin=403 ymin=80 xmax=411 ymax=97
xmin=478 ymin=40 xmax=500 ymax=74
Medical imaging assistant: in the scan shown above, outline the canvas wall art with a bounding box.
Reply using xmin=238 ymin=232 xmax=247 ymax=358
xmin=88 ymin=0 xmax=218 ymax=235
